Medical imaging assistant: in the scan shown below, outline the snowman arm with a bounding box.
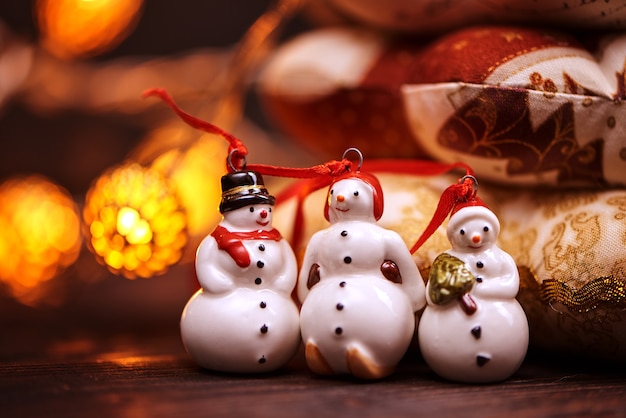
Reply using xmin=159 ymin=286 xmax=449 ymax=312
xmin=271 ymin=239 xmax=298 ymax=295
xmin=424 ymin=280 xmax=435 ymax=307
xmin=296 ymin=231 xmax=323 ymax=303
xmin=384 ymin=231 xmax=426 ymax=312
xmin=195 ymin=235 xmax=235 ymax=294
xmin=473 ymin=252 xmax=520 ymax=299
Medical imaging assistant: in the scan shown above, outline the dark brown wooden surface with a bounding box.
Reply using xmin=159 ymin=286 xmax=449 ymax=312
xmin=2 ymin=302 xmax=626 ymax=418
xmin=3 ymin=343 xmax=626 ymax=418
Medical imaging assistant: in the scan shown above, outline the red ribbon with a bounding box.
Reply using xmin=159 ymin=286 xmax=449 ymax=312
xmin=408 ymin=174 xmax=476 ymax=254
xmin=143 ymin=88 xmax=249 ymax=171
xmin=273 ymin=160 xmax=475 ymax=253
xmin=143 ymin=88 xmax=477 ymax=255
xmin=143 ymin=88 xmax=354 ymax=179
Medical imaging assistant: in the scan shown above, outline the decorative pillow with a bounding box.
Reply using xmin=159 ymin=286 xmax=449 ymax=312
xmin=402 ymin=26 xmax=626 ymax=187
xmin=493 ymin=184 xmax=626 ymax=362
xmin=272 ymin=172 xmax=626 ymax=362
xmin=258 ymin=25 xmax=626 ymax=187
xmin=257 ymin=28 xmax=429 ymax=160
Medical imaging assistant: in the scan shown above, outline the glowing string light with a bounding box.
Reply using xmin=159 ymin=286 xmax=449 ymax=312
xmin=83 ymin=163 xmax=187 ymax=279
xmin=0 ymin=175 xmax=82 ymax=306
xmin=36 ymin=0 xmax=144 ymax=59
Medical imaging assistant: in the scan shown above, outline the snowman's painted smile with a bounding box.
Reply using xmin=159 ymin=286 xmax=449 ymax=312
xmin=256 ymin=220 xmax=270 ymax=226
xmin=335 ymin=206 xmax=350 ymax=212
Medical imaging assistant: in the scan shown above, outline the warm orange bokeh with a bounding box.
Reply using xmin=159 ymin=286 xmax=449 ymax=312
xmin=0 ymin=175 xmax=82 ymax=306
xmin=83 ymin=163 xmax=188 ymax=279
xmin=36 ymin=0 xmax=144 ymax=59
xmin=135 ymin=124 xmax=227 ymax=240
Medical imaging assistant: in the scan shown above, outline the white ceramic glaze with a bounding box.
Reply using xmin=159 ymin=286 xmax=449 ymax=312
xmin=181 ymin=202 xmax=301 ymax=373
xmin=418 ymin=204 xmax=529 ymax=383
xmin=298 ymin=175 xmax=425 ymax=379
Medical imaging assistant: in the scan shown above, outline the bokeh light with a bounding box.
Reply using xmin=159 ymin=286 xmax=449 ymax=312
xmin=0 ymin=175 xmax=82 ymax=306
xmin=83 ymin=163 xmax=187 ymax=279
xmin=133 ymin=123 xmax=227 ymax=240
xmin=36 ymin=0 xmax=144 ymax=59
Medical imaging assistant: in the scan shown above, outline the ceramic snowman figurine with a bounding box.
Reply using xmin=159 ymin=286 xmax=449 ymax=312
xmin=180 ymin=170 xmax=301 ymax=373
xmin=418 ymin=197 xmax=529 ymax=383
xmin=298 ymin=161 xmax=426 ymax=379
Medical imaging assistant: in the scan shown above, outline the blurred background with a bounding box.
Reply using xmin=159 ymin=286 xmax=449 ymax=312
xmin=0 ymin=0 xmax=314 ymax=360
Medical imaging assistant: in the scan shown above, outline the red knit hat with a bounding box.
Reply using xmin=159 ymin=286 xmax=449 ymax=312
xmin=447 ymin=194 xmax=500 ymax=240
xmin=323 ymin=171 xmax=384 ymax=222
xmin=450 ymin=195 xmax=488 ymax=217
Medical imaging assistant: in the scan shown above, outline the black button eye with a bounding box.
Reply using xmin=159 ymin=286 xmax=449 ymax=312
xmin=249 ymin=207 xmax=254 ymax=212
xmin=460 ymin=229 xmax=465 ymax=235
xmin=353 ymin=191 xmax=359 ymax=196
xmin=269 ymin=207 xmax=272 ymax=212
xmin=483 ymin=226 xmax=489 ymax=232
xmin=330 ymin=189 xmax=334 ymax=195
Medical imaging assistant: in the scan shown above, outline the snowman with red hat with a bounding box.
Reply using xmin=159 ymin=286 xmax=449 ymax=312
xmin=298 ymin=150 xmax=426 ymax=379
xmin=417 ymin=181 xmax=529 ymax=383
xmin=180 ymin=169 xmax=301 ymax=373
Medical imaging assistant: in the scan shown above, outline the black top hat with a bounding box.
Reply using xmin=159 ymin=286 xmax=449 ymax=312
xmin=219 ymin=170 xmax=276 ymax=213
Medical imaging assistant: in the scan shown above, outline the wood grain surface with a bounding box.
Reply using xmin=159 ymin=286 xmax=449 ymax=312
xmin=2 ymin=312 xmax=625 ymax=418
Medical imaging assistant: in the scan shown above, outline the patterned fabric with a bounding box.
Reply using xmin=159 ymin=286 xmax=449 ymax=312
xmin=403 ymin=27 xmax=626 ymax=187
xmin=257 ymin=28 xmax=428 ymax=160
xmin=259 ymin=26 xmax=626 ymax=187
xmin=494 ymin=186 xmax=626 ymax=361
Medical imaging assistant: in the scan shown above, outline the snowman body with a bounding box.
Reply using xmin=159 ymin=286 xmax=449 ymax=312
xmin=298 ymin=176 xmax=425 ymax=379
xmin=418 ymin=205 xmax=529 ymax=383
xmin=181 ymin=202 xmax=300 ymax=373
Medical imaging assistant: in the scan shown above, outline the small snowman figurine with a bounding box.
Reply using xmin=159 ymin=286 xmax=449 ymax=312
xmin=418 ymin=189 xmax=529 ymax=383
xmin=180 ymin=169 xmax=301 ymax=373
xmin=298 ymin=150 xmax=426 ymax=379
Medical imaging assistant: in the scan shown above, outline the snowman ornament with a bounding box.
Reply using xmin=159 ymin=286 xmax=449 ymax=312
xmin=418 ymin=192 xmax=529 ymax=383
xmin=180 ymin=169 xmax=301 ymax=373
xmin=298 ymin=151 xmax=426 ymax=379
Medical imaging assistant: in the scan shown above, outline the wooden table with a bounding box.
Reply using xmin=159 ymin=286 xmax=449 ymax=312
xmin=1 ymin=273 xmax=625 ymax=418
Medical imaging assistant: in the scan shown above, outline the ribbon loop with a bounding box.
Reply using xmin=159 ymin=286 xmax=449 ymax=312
xmin=143 ymin=88 xmax=248 ymax=172
xmin=409 ymin=172 xmax=479 ymax=255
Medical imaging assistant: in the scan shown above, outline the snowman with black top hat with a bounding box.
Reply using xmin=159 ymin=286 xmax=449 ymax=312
xmin=180 ymin=169 xmax=300 ymax=373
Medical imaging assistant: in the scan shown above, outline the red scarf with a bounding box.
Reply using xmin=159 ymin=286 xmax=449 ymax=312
xmin=211 ymin=225 xmax=283 ymax=267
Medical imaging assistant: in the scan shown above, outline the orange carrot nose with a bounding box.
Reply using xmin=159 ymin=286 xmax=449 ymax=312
xmin=472 ymin=234 xmax=481 ymax=244
xmin=337 ymin=195 xmax=345 ymax=202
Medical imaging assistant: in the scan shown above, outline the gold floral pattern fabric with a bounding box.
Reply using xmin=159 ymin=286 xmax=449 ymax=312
xmin=495 ymin=187 xmax=626 ymax=361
